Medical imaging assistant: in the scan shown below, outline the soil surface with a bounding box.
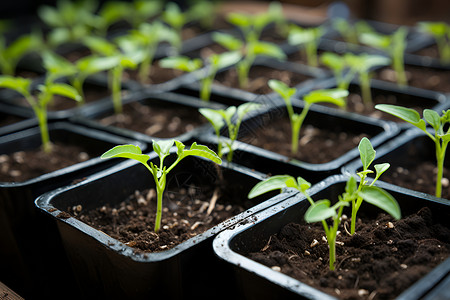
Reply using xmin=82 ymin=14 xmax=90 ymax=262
xmin=67 ymin=182 xmax=245 ymax=252
xmin=245 ymin=206 xmax=450 ymax=300
xmin=215 ymin=65 xmax=315 ymax=95
xmin=240 ymin=115 xmax=369 ymax=164
xmin=96 ymin=101 xmax=207 ymax=138
xmin=0 ymin=142 xmax=91 ymax=182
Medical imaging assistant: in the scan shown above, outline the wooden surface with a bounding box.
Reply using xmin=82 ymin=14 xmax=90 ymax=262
xmin=0 ymin=282 xmax=24 ymax=300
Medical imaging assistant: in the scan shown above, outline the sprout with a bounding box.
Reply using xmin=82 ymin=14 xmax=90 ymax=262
xmin=288 ymin=24 xmax=325 ymax=67
xmin=101 ymin=140 xmax=221 ymax=232
xmin=417 ymin=21 xmax=450 ymax=64
xmin=0 ymin=32 xmax=42 ymax=75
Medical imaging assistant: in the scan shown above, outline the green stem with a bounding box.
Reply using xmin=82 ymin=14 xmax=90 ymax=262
xmin=72 ymin=76 xmax=85 ymax=106
xmin=435 ymin=140 xmax=448 ymax=198
xmin=138 ymin=48 xmax=155 ymax=83
xmin=306 ymin=42 xmax=318 ymax=67
xmin=393 ymin=54 xmax=407 ymax=87
xmin=291 ymin=103 xmax=311 ymax=155
xmin=154 ymin=180 xmax=165 ymax=233
xmin=200 ymin=76 xmax=213 ymax=101
xmin=36 ymin=107 xmax=51 ymax=153
xmin=111 ymin=66 xmax=123 ymax=114
xmin=359 ymin=72 xmax=372 ymax=106
xmin=237 ymin=60 xmax=250 ymax=88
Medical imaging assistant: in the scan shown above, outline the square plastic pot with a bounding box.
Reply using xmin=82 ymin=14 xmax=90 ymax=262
xmin=0 ymin=120 xmax=146 ymax=299
xmin=342 ymin=127 xmax=450 ymax=200
xmin=213 ymin=174 xmax=450 ymax=300
xmin=34 ymin=152 xmax=296 ymax=299
xmin=312 ymin=77 xmax=448 ymax=131
xmin=71 ymin=89 xmax=226 ymax=145
xmin=201 ymin=98 xmax=399 ymax=178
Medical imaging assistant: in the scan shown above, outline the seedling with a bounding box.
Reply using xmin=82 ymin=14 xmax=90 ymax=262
xmin=82 ymin=36 xmax=143 ymax=114
xmin=185 ymin=0 xmax=217 ymax=30
xmin=360 ymin=27 xmax=408 ymax=87
xmin=38 ymin=0 xmax=98 ymax=47
xmin=161 ymin=2 xmax=190 ymax=52
xmin=268 ymin=79 xmax=347 ymax=155
xmin=417 ymin=21 xmax=450 ymax=64
xmin=199 ymin=102 xmax=261 ymax=162
xmin=0 ymin=63 xmax=81 ymax=152
xmin=159 ymin=51 xmax=241 ymax=101
xmin=122 ymin=22 xmax=178 ymax=83
xmin=212 ymin=32 xmax=286 ymax=88
xmin=344 ymin=53 xmax=391 ymax=105
xmin=101 ymin=140 xmax=221 ymax=233
xmin=248 ymin=137 xmax=401 ymax=270
xmin=332 ymin=18 xmax=375 ymax=44
xmin=320 ymin=52 xmax=353 ymax=91
xmin=376 ymin=104 xmax=450 ymax=198
xmin=0 ymin=33 xmax=42 ymax=75
xmin=288 ymin=24 xmax=325 ymax=67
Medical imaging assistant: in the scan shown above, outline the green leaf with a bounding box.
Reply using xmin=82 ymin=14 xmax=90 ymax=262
xmin=236 ymin=102 xmax=261 ymax=120
xmin=297 ymin=177 xmax=311 ymax=193
xmin=423 ymin=109 xmax=441 ymax=132
xmin=374 ymin=163 xmax=390 ymax=181
xmin=212 ymin=32 xmax=243 ymax=51
xmin=101 ymin=144 xmax=150 ymax=165
xmin=47 ymin=83 xmax=82 ymax=101
xmin=76 ymin=55 xmax=120 ymax=75
xmin=303 ymin=89 xmax=348 ymax=107
xmin=42 ymin=51 xmax=77 ymax=78
xmin=249 ymin=41 xmax=286 ymax=60
xmin=375 ymin=104 xmax=427 ymax=131
xmin=153 ymin=139 xmax=175 ymax=159
xmin=248 ymin=175 xmax=296 ymax=199
xmin=288 ymin=26 xmax=323 ymax=46
xmin=268 ymin=79 xmax=296 ymax=100
xmin=0 ymin=75 xmax=31 ymax=94
xmin=159 ymin=56 xmax=202 ymax=72
xmin=320 ymin=52 xmax=345 ymax=70
xmin=199 ymin=108 xmax=225 ymax=132
xmin=215 ymin=51 xmax=242 ymax=69
xmin=345 ymin=176 xmax=357 ymax=195
xmin=359 ymin=186 xmax=401 ymax=220
xmin=360 ymin=32 xmax=390 ymax=49
xmin=304 ymin=199 xmax=336 ymax=223
xmin=179 ymin=142 xmax=222 ymax=164
xmin=358 ymin=137 xmax=375 ymax=171
xmin=162 ymin=2 xmax=186 ymax=30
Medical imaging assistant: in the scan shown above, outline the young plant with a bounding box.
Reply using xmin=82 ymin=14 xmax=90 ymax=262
xmin=375 ymin=104 xmax=450 ymax=198
xmin=360 ymin=27 xmax=408 ymax=87
xmin=212 ymin=32 xmax=286 ymax=88
xmin=320 ymin=52 xmax=353 ymax=91
xmin=288 ymin=24 xmax=325 ymax=67
xmin=124 ymin=22 xmax=178 ymax=83
xmin=159 ymin=51 xmax=242 ymax=101
xmin=248 ymin=137 xmax=401 ymax=270
xmin=417 ymin=21 xmax=450 ymax=64
xmin=332 ymin=18 xmax=375 ymax=44
xmin=344 ymin=53 xmax=391 ymax=105
xmin=101 ymin=140 xmax=222 ymax=233
xmin=268 ymin=79 xmax=348 ymax=155
xmin=199 ymin=102 xmax=261 ymax=162
xmin=82 ymin=36 xmax=143 ymax=114
xmin=38 ymin=0 xmax=98 ymax=47
xmin=0 ymin=33 xmax=42 ymax=75
xmin=161 ymin=2 xmax=190 ymax=52
xmin=0 ymin=73 xmax=81 ymax=153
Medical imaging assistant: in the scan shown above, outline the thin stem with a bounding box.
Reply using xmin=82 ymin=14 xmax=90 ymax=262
xmin=154 ymin=179 xmax=165 ymax=233
xmin=291 ymin=103 xmax=311 ymax=155
xmin=111 ymin=66 xmax=123 ymax=114
xmin=435 ymin=140 xmax=448 ymax=198
xmin=393 ymin=54 xmax=407 ymax=87
xmin=359 ymin=72 xmax=372 ymax=106
xmin=37 ymin=107 xmax=51 ymax=153
xmin=305 ymin=42 xmax=318 ymax=67
xmin=138 ymin=47 xmax=155 ymax=83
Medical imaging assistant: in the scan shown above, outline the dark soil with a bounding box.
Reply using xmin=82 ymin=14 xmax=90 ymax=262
xmin=124 ymin=61 xmax=185 ymax=85
xmin=95 ymin=101 xmax=207 ymax=138
xmin=0 ymin=142 xmax=91 ymax=182
xmin=67 ymin=182 xmax=245 ymax=252
xmin=382 ymin=161 xmax=450 ymax=200
xmin=240 ymin=115 xmax=368 ymax=164
xmin=245 ymin=206 xmax=450 ymax=300
xmin=215 ymin=65 xmax=315 ymax=95
xmin=0 ymin=114 xmax=26 ymax=128
xmin=375 ymin=65 xmax=450 ymax=93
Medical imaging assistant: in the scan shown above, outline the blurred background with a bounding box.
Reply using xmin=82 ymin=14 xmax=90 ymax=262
xmin=1 ymin=0 xmax=450 ymax=25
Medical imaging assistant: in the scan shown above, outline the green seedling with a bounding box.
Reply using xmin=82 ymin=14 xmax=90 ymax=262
xmin=0 ymin=72 xmax=81 ymax=153
xmin=82 ymin=36 xmax=143 ymax=114
xmin=268 ymin=79 xmax=347 ymax=155
xmin=376 ymin=104 xmax=450 ymax=198
xmin=161 ymin=2 xmax=190 ymax=52
xmin=159 ymin=51 xmax=241 ymax=101
xmin=344 ymin=53 xmax=391 ymax=105
xmin=38 ymin=0 xmax=98 ymax=47
xmin=199 ymin=102 xmax=261 ymax=162
xmin=360 ymin=27 xmax=408 ymax=87
xmin=213 ymin=32 xmax=286 ymax=88
xmin=288 ymin=24 xmax=325 ymax=67
xmin=248 ymin=137 xmax=401 ymax=270
xmin=0 ymin=33 xmax=42 ymax=75
xmin=185 ymin=0 xmax=217 ymax=30
xmin=101 ymin=140 xmax=221 ymax=233
xmin=320 ymin=52 xmax=353 ymax=91
xmin=122 ymin=22 xmax=178 ymax=83
xmin=332 ymin=18 xmax=375 ymax=44
xmin=417 ymin=21 xmax=450 ymax=64
xmin=98 ymin=0 xmax=162 ymax=32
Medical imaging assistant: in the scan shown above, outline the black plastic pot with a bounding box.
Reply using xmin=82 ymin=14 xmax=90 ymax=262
xmin=342 ymin=127 xmax=450 ymax=200
xmin=34 ymin=150 xmax=296 ymax=299
xmin=70 ymin=89 xmax=226 ymax=145
xmin=203 ymin=98 xmax=399 ymax=178
xmin=311 ymin=77 xmax=448 ymax=131
xmin=0 ymin=120 xmax=146 ymax=299
xmin=213 ymin=174 xmax=450 ymax=299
